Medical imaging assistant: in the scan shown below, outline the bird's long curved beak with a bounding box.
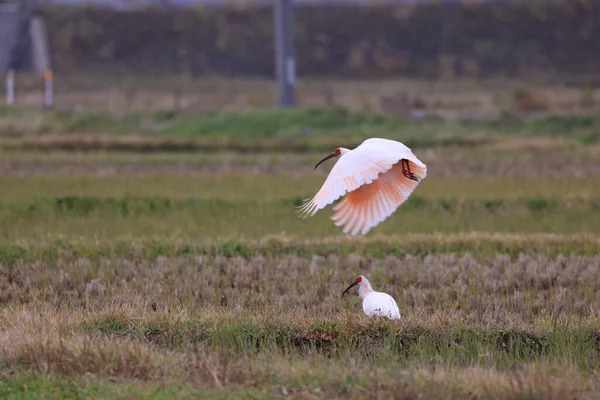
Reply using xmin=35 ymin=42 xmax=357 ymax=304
xmin=341 ymin=280 xmax=358 ymax=297
xmin=314 ymin=152 xmax=337 ymax=170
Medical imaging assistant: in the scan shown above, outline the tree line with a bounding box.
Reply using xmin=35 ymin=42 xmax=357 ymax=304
xmin=41 ymin=0 xmax=600 ymax=79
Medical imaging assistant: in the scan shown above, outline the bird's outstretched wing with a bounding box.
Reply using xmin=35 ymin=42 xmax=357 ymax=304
xmin=298 ymin=138 xmax=427 ymax=235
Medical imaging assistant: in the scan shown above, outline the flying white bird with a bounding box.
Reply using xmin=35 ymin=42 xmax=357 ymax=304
xmin=298 ymin=138 xmax=427 ymax=235
xmin=341 ymin=275 xmax=401 ymax=320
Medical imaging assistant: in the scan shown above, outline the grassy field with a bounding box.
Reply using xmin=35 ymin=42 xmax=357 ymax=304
xmin=1 ymin=100 xmax=600 ymax=399
xmin=8 ymin=74 xmax=600 ymax=117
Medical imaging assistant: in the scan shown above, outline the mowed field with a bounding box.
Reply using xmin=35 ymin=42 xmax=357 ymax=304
xmin=2 ymin=87 xmax=600 ymax=399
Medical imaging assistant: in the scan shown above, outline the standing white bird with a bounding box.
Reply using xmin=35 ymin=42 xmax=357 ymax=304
xmin=298 ymin=138 xmax=427 ymax=235
xmin=341 ymin=275 xmax=401 ymax=320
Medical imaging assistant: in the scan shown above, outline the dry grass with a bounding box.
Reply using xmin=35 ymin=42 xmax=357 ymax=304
xmin=2 ymin=142 xmax=600 ymax=178
xmin=2 ymin=173 xmax=600 ymax=202
xmin=513 ymin=88 xmax=551 ymax=112
xmin=2 ymin=252 xmax=600 ymax=327
xmin=0 ymin=233 xmax=599 ymax=273
xmin=3 ymin=335 xmax=598 ymax=399
xmin=2 ymin=250 xmax=600 ymax=398
xmin=9 ymin=75 xmax=600 ymax=119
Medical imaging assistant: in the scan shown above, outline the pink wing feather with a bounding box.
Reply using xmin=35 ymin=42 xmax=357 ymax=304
xmin=298 ymin=138 xmax=427 ymax=235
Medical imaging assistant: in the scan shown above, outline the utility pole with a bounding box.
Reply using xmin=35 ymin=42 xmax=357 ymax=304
xmin=6 ymin=70 xmax=15 ymax=105
xmin=274 ymin=0 xmax=295 ymax=107
xmin=44 ymin=69 xmax=53 ymax=108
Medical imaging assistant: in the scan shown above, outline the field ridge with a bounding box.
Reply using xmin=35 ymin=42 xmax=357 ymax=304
xmin=1 ymin=233 xmax=599 ymax=264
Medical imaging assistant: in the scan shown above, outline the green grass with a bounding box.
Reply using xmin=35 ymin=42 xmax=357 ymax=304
xmin=0 ymin=105 xmax=444 ymax=139
xmin=0 ymin=373 xmax=251 ymax=400
xmin=1 ymin=174 xmax=600 ymax=241
xmin=152 ymin=107 xmax=399 ymax=138
xmin=1 ymin=233 xmax=599 ymax=264
xmin=2 ymin=106 xmax=600 ymax=148
xmin=2 ymin=175 xmax=600 ymax=201
xmin=74 ymin=317 xmax=600 ymax=377
xmin=1 ymin=194 xmax=599 ymax=241
xmin=76 ymin=313 xmax=598 ymax=369
xmin=1 ymin=364 xmax=592 ymax=400
xmin=1 ymin=141 xmax=599 ymax=180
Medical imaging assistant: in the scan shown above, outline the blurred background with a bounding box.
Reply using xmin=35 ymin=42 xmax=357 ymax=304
xmin=2 ymin=0 xmax=599 ymax=116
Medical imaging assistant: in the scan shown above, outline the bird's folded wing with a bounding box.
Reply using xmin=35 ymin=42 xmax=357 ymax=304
xmin=363 ymin=292 xmax=401 ymax=319
xmin=298 ymin=138 xmax=427 ymax=225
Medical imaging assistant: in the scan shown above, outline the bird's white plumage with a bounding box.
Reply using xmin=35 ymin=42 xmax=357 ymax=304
xmin=363 ymin=292 xmax=401 ymax=320
xmin=299 ymin=138 xmax=427 ymax=235
xmin=342 ymin=275 xmax=401 ymax=320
